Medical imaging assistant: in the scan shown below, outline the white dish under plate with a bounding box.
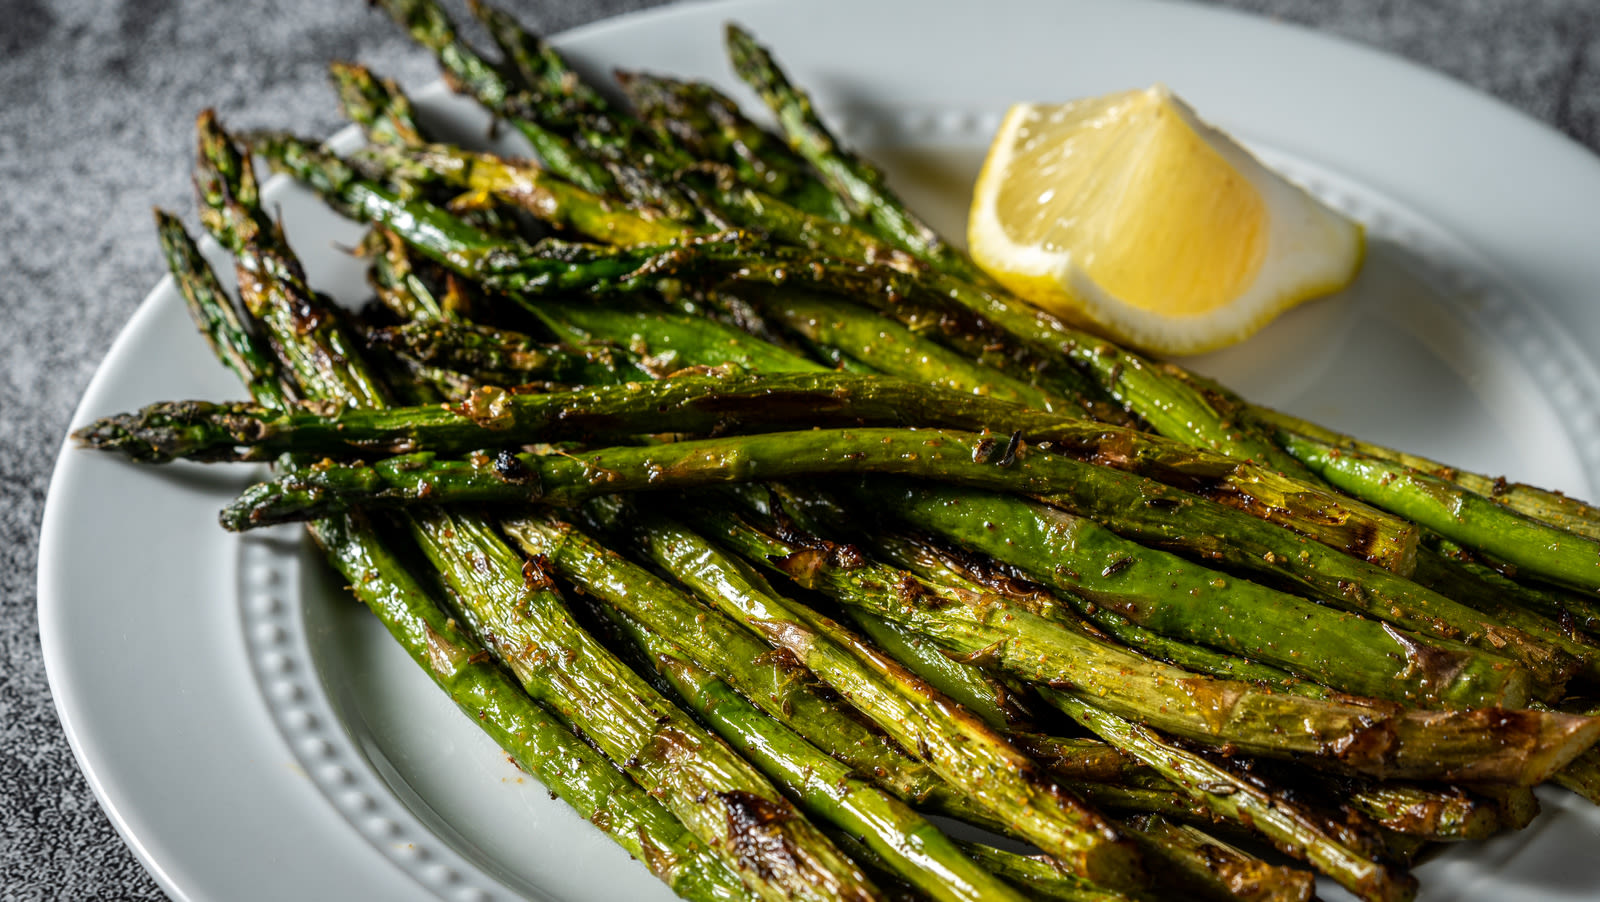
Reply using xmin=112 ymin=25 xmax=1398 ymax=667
xmin=38 ymin=0 xmax=1600 ymax=899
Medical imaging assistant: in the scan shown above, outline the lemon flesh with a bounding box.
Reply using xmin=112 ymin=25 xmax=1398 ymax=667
xmin=969 ymin=86 xmax=1364 ymax=355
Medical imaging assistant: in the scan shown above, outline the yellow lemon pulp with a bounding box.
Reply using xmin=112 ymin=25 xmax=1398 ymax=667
xmin=969 ymin=85 xmax=1363 ymax=355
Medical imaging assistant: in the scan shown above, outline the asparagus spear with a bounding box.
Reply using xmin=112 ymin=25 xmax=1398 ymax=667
xmin=842 ymin=608 xmax=1033 ymax=731
xmin=467 ymin=0 xmax=611 ymax=119
xmin=616 ymin=510 xmax=1148 ymax=888
xmin=778 ymin=456 xmax=1573 ymax=696
xmin=78 ymin=365 xmax=1414 ymax=577
xmin=596 ymin=603 xmax=1030 ymax=902
xmin=1248 ymin=403 xmax=1600 ymax=542
xmin=1047 ymin=692 xmax=1414 ymax=902
xmin=615 ymin=70 xmax=857 ymax=224
xmin=809 ymin=576 xmax=1320 ymax=898
xmin=1280 ymin=431 xmax=1600 ymax=593
xmin=1414 ymin=536 xmax=1600 ymax=638
xmin=328 ymin=62 xmax=425 ymax=147
xmin=366 ymin=0 xmax=620 ymax=196
xmin=381 ymin=0 xmax=700 ymax=219
xmin=194 ymin=112 xmax=390 ymax=407
xmin=952 ymin=842 xmax=1143 ymax=902
xmin=859 ymin=481 xmax=1539 ymax=706
xmin=367 ymin=319 xmax=653 ymax=387
xmin=1334 ymin=780 xmax=1529 ymax=842
xmin=722 ymin=24 xmax=987 ymax=287
xmin=171 ymin=143 xmax=750 ymax=899
xmin=357 ymin=136 xmax=917 ymax=276
xmin=776 ymin=492 xmax=1532 ymax=845
xmin=502 ymin=508 xmax=1073 ymax=833
xmin=747 ymin=288 xmax=1067 ymax=410
xmin=355 ymin=140 xmax=694 ymax=246
xmin=695 ymin=503 xmax=1600 ymax=782
xmin=410 ymin=509 xmax=878 ymax=902
xmin=365 ymin=226 xmax=454 ymax=323
xmin=317 ymin=512 xmax=753 ymax=902
xmin=210 ymin=428 xmax=1528 ymax=709
xmin=868 ymin=531 xmax=1333 ymax=696
xmin=1553 ymin=747 xmax=1600 ymax=804
xmin=751 ymin=479 xmax=1341 ymax=697
xmin=153 ymin=210 xmax=296 ymax=411
xmin=1118 ymin=815 xmax=1316 ymax=902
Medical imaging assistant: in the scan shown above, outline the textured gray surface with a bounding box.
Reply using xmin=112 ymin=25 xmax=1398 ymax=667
xmin=2 ymin=0 xmax=1596 ymax=899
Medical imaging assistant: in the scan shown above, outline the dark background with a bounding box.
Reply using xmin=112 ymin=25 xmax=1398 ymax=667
xmin=2 ymin=0 xmax=1596 ymax=897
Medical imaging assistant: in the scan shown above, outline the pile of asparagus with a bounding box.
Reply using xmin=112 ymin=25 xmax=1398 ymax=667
xmin=77 ymin=1 xmax=1600 ymax=899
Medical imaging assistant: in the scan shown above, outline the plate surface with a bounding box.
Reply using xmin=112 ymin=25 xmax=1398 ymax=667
xmin=38 ymin=1 xmax=1600 ymax=900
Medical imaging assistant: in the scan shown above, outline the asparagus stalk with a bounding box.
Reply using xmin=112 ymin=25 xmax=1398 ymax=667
xmin=153 ymin=210 xmax=296 ymax=411
xmin=195 ymin=112 xmax=390 ymax=407
xmin=503 ymin=508 xmax=1066 ymax=833
xmin=618 ymin=511 xmax=1147 ymax=888
xmin=777 ymin=492 xmax=1531 ymax=844
xmin=953 ymin=842 xmax=1143 ymax=902
xmin=1045 ymin=692 xmax=1415 ymax=902
xmin=694 ymin=504 xmax=1600 ymax=782
xmin=356 ymin=140 xmax=694 ymax=246
xmin=1414 ymin=537 xmax=1600 ymax=638
xmin=722 ymin=24 xmax=987 ymax=287
xmin=409 ymin=509 xmax=878 ymax=902
xmin=1249 ymin=404 xmax=1600 ymax=541
xmin=317 ymin=513 xmax=753 ymax=902
xmin=328 ymin=62 xmax=425 ymax=147
xmin=1118 ymin=815 xmax=1316 ymax=902
xmin=614 ymin=69 xmax=857 ymax=224
xmin=752 ymin=479 xmax=1337 ymax=697
xmin=842 ymin=608 xmax=1032 ymax=731
xmin=210 ymin=428 xmax=1529 ymax=709
xmin=367 ymin=0 xmax=622 ymax=197
xmin=1337 ymin=780 xmax=1528 ymax=842
xmin=365 ymin=226 xmax=453 ymax=322
xmin=747 ymin=288 xmax=1068 ymax=411
xmin=387 ymin=0 xmax=700 ymax=219
xmin=1280 ymin=431 xmax=1600 ymax=593
xmin=178 ymin=129 xmax=751 ymax=900
xmin=367 ymin=319 xmax=653 ymax=387
xmin=77 ymin=366 xmax=1415 ymax=578
xmin=862 ymin=529 xmax=1334 ymax=695
xmin=597 ymin=603 xmax=1030 ymax=902
xmin=1553 ymin=748 xmax=1600 ymax=804
xmin=467 ymin=0 xmax=611 ymax=119
xmin=857 ymin=481 xmax=1538 ymax=707
xmin=1013 ymin=485 xmax=1585 ymax=691
xmin=353 ymin=128 xmax=924 ymax=280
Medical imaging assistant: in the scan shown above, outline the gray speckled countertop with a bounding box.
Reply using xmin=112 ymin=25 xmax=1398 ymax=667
xmin=2 ymin=1 xmax=1596 ymax=898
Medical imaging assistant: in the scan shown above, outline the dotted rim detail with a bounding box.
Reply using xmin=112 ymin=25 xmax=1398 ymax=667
xmin=237 ymin=526 xmax=502 ymax=902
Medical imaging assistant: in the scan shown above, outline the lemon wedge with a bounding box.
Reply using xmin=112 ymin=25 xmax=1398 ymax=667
xmin=968 ymin=85 xmax=1364 ymax=355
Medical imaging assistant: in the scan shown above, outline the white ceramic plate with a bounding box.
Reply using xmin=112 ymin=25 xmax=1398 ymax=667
xmin=39 ymin=0 xmax=1600 ymax=899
